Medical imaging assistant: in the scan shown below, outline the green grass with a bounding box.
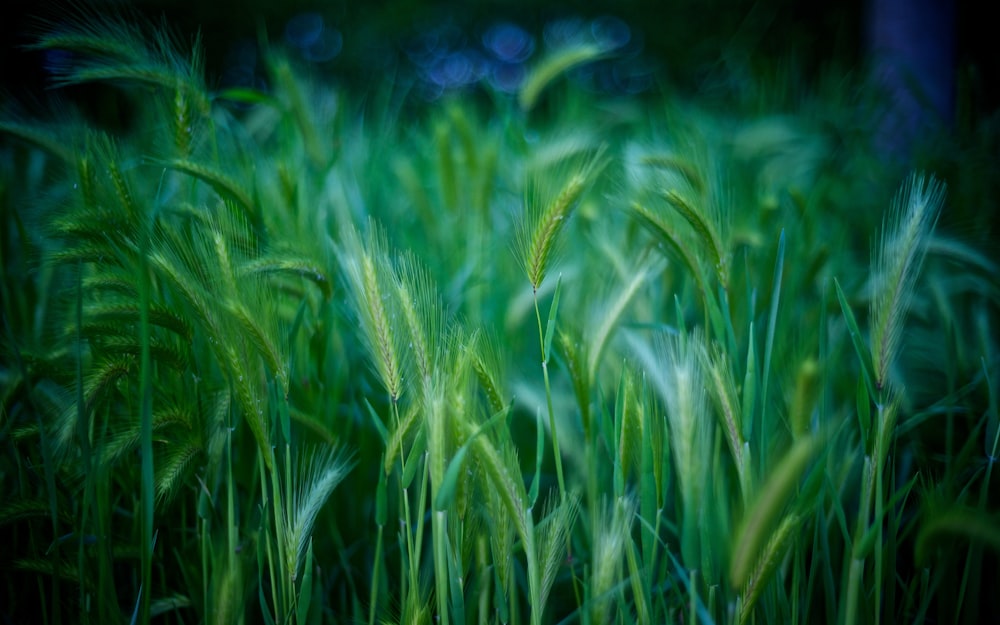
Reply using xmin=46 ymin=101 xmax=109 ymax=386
xmin=2 ymin=12 xmax=999 ymax=625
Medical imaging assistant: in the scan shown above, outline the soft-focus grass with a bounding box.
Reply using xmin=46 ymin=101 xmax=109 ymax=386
xmin=1 ymin=12 xmax=998 ymax=625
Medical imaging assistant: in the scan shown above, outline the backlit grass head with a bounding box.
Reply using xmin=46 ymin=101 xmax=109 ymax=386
xmin=870 ymin=173 xmax=946 ymax=391
xmin=516 ymin=142 xmax=607 ymax=292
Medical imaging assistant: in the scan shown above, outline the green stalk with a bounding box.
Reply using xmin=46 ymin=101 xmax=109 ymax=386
xmin=433 ymin=511 xmax=451 ymax=625
xmin=259 ymin=456 xmax=279 ymax=623
xmin=368 ymin=460 xmax=387 ymax=625
xmin=138 ymin=206 xmax=154 ymax=624
xmin=534 ymin=279 xmax=566 ymax=503
xmin=74 ymin=262 xmax=87 ymax=624
xmin=278 ymin=443 xmax=292 ymax=619
xmin=874 ymin=407 xmax=885 ymax=625
xmin=845 ymin=454 xmax=875 ymax=625
xmin=759 ymin=229 xmax=785 ymax=467
xmin=525 ymin=509 xmax=541 ymax=625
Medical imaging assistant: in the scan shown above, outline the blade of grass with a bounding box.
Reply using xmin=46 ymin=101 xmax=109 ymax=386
xmin=759 ymin=229 xmax=785 ymax=464
xmin=138 ymin=201 xmax=154 ymax=625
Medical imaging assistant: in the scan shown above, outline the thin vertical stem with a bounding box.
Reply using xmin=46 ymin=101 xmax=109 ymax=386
xmin=534 ymin=293 xmax=566 ymax=503
xmin=138 ymin=214 xmax=154 ymax=624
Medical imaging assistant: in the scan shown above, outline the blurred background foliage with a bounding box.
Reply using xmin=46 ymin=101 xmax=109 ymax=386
xmin=3 ymin=0 xmax=996 ymax=237
xmin=1 ymin=0 xmax=995 ymax=119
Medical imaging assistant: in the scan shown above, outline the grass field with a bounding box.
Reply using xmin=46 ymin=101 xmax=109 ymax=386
xmin=1 ymin=10 xmax=998 ymax=625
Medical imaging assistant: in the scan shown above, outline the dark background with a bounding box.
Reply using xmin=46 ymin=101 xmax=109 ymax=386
xmin=1 ymin=0 xmax=995 ymax=122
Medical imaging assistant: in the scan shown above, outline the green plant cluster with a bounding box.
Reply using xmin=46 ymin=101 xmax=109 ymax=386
xmin=1 ymin=13 xmax=998 ymax=625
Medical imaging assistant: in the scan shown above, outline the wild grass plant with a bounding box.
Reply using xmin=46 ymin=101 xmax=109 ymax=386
xmin=2 ymin=11 xmax=999 ymax=625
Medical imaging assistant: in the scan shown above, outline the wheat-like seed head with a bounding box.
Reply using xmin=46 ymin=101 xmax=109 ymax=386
xmin=730 ymin=435 xmax=821 ymax=590
xmin=517 ymin=146 xmax=607 ymax=291
xmin=466 ymin=417 xmax=528 ymax=543
xmin=870 ymin=173 xmax=945 ymax=390
xmin=536 ymin=492 xmax=580 ymax=612
xmin=526 ymin=173 xmax=584 ymax=291
xmin=465 ymin=329 xmax=507 ymax=416
xmin=394 ymin=251 xmax=442 ymax=399
xmin=662 ymin=188 xmax=728 ymax=284
xmin=340 ymin=224 xmax=406 ymax=401
xmin=590 ymin=496 xmax=635 ymax=624
xmin=703 ymin=343 xmax=746 ymax=477
xmin=284 ymin=445 xmax=355 ymax=583
xmin=738 ymin=513 xmax=802 ymax=625
xmin=30 ymin=9 xmax=211 ymax=117
xmin=655 ymin=332 xmax=711 ymax=517
xmin=488 ymin=471 xmax=517 ymax=602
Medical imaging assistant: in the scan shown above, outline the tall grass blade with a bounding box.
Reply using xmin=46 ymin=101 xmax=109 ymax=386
xmin=760 ymin=229 xmax=785 ymax=448
xmin=834 ymin=278 xmax=876 ymax=398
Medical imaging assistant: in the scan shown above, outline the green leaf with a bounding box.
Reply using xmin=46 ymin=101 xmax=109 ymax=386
xmin=258 ymin=542 xmax=277 ymax=625
xmin=760 ymin=229 xmax=785 ymax=436
xmin=216 ymin=86 xmax=275 ymax=106
xmin=401 ymin=427 xmax=426 ymax=490
xmin=854 ymin=474 xmax=918 ymax=560
xmin=834 ymin=278 xmax=876 ymax=399
xmin=364 ymin=399 xmax=389 ymax=446
xmin=742 ymin=322 xmax=757 ymax=444
xmin=613 ymin=367 xmax=627 ymax=498
xmin=296 ymin=539 xmax=313 ymax=625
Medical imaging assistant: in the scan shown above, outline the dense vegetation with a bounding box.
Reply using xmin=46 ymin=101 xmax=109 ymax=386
xmin=1 ymin=10 xmax=998 ymax=625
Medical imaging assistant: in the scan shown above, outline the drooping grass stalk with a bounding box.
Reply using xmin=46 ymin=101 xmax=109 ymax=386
xmin=630 ymin=200 xmax=714 ymax=329
xmin=704 ymin=342 xmax=752 ymax=500
xmin=661 ymin=189 xmax=728 ymax=286
xmin=519 ymin=43 xmax=606 ymax=111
